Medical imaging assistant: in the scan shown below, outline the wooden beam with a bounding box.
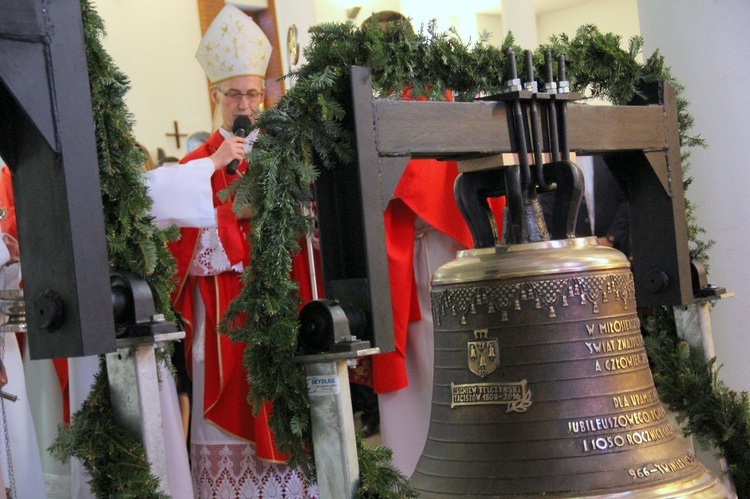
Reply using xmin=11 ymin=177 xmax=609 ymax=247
xmin=458 ymin=152 xmax=577 ymax=173
xmin=373 ymin=99 xmax=667 ymax=158
xmin=353 ymin=66 xmax=693 ymax=308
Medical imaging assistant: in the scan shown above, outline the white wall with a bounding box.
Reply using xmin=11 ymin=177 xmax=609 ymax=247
xmin=638 ymin=0 xmax=750 ymax=394
xmin=537 ymin=0 xmax=639 ymax=47
xmin=91 ymin=0 xmax=212 ymax=162
xmin=476 ymin=13 xmax=503 ymax=46
xmin=401 ymin=0 xmax=478 ymax=42
xmin=315 ymin=0 xmax=639 ymax=50
xmin=319 ymin=0 xmax=406 ymax=26
xmin=276 ymin=0 xmax=318 ymax=77
xmin=322 ymin=0 xmax=489 ymax=43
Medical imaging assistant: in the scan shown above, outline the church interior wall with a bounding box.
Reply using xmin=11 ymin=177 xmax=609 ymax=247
xmin=90 ymin=0 xmax=212 ymax=162
xmin=276 ymin=0 xmax=318 ymax=77
xmin=476 ymin=13 xmax=503 ymax=47
xmin=639 ymin=0 xmax=750 ymax=396
xmin=537 ymin=0 xmax=640 ymax=50
xmin=314 ymin=0 xmax=399 ymax=25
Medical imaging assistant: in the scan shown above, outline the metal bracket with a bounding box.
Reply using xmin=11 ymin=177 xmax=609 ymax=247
xmin=105 ymin=331 xmax=184 ymax=496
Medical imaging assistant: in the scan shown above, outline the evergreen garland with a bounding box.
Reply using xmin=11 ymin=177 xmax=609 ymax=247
xmin=643 ymin=307 xmax=750 ymax=496
xmin=50 ymin=0 xmax=177 ymax=495
xmin=354 ymin=435 xmax=418 ymax=498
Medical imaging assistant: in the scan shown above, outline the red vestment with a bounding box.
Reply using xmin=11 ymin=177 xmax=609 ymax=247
xmin=0 ymin=166 xmax=17 ymax=239
xmin=170 ymin=130 xmax=317 ymax=462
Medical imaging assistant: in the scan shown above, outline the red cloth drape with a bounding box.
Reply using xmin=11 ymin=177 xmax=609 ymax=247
xmin=0 ymin=166 xmax=16 ymax=239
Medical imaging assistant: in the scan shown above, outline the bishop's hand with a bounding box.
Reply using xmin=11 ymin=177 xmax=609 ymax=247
xmin=210 ymin=136 xmax=247 ymax=171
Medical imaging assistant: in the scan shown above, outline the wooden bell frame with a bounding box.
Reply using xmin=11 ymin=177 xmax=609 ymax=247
xmin=314 ymin=66 xmax=692 ymax=353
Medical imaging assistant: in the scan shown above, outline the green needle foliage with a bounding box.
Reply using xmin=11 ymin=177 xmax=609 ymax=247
xmin=644 ymin=307 xmax=750 ymax=496
xmin=49 ymin=359 xmax=167 ymax=498
xmin=50 ymin=0 xmax=178 ymax=495
xmin=355 ymin=435 xmax=418 ymax=498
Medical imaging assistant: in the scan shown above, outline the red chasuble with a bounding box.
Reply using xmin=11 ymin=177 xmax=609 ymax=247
xmin=170 ymin=130 xmax=317 ymax=461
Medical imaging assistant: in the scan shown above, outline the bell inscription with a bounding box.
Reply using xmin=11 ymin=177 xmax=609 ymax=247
xmin=412 ymin=239 xmax=731 ymax=497
xmin=451 ymin=380 xmax=531 ymax=412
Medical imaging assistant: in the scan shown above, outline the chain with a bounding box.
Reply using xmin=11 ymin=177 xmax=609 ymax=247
xmin=0 ymin=333 xmax=16 ymax=499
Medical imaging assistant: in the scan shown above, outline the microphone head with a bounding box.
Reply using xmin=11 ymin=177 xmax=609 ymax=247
xmin=232 ymin=115 xmax=253 ymax=137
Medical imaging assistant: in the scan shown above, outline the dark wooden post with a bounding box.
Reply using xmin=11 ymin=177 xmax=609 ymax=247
xmin=0 ymin=0 xmax=116 ymax=358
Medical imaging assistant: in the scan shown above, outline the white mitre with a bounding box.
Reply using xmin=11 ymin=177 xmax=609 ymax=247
xmin=195 ymin=5 xmax=272 ymax=84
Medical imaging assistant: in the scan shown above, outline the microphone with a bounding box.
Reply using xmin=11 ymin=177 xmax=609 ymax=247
xmin=226 ymin=115 xmax=253 ymax=175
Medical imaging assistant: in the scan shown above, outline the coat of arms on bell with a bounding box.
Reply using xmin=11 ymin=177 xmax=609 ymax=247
xmin=468 ymin=329 xmax=498 ymax=378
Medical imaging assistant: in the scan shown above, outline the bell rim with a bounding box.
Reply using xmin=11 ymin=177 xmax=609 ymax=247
xmin=564 ymin=467 xmax=734 ymax=498
xmin=412 ymin=467 xmax=734 ymax=498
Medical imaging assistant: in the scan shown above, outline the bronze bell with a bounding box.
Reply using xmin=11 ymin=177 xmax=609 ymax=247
xmin=409 ymin=51 xmax=733 ymax=496
xmin=410 ymin=237 xmax=732 ymax=497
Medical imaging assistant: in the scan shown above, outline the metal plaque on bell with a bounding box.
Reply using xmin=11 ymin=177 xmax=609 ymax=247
xmin=411 ymin=237 xmax=731 ymax=497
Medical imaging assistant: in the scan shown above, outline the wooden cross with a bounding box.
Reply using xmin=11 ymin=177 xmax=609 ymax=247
xmin=165 ymin=120 xmax=187 ymax=148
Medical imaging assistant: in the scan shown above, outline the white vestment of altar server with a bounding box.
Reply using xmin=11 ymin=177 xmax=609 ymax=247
xmin=23 ymin=343 xmax=69 ymax=499
xmin=1 ymin=333 xmax=48 ymax=499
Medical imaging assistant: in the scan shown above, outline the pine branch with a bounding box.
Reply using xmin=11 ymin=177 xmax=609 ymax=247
xmin=355 ymin=435 xmax=418 ymax=498
xmin=49 ymin=358 xmax=166 ymax=497
xmin=643 ymin=308 xmax=750 ymax=496
xmin=51 ymin=0 xmax=181 ymax=493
